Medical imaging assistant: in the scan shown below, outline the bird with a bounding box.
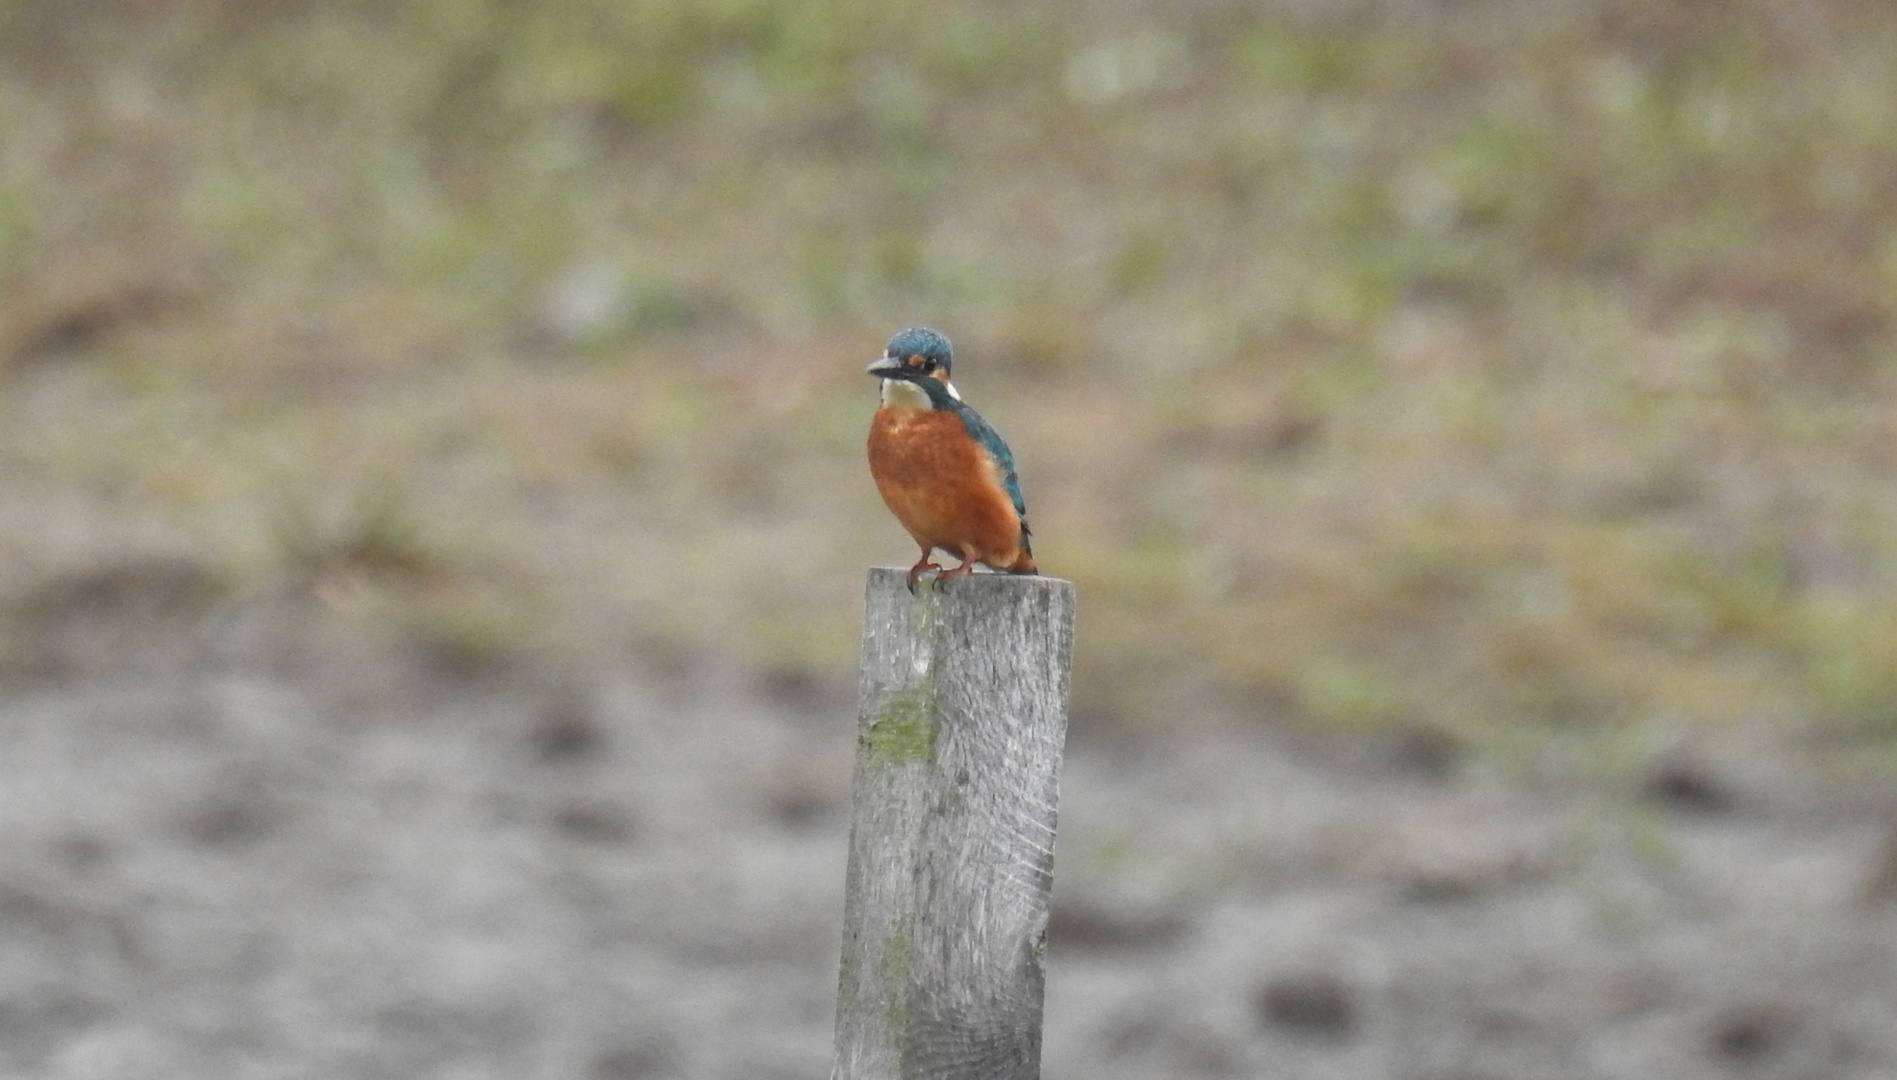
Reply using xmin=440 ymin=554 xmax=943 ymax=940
xmin=866 ymin=327 xmax=1038 ymax=592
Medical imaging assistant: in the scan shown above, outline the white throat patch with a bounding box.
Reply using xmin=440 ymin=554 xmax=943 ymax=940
xmin=879 ymin=376 xmax=963 ymax=408
xmin=880 ymin=379 xmax=933 ymax=409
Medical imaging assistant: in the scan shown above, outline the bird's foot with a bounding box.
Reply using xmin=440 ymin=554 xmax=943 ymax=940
xmin=936 ymin=560 xmax=977 ymax=586
xmin=906 ymin=558 xmax=944 ymax=594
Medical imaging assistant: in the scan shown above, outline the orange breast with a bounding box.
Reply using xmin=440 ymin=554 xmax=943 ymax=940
xmin=868 ymin=407 xmax=1028 ymax=568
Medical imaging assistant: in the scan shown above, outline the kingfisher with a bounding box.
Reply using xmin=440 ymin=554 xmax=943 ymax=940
xmin=866 ymin=327 xmax=1038 ymax=591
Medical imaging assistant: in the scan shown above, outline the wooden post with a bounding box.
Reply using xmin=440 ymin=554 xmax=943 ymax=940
xmin=833 ymin=568 xmax=1076 ymax=1080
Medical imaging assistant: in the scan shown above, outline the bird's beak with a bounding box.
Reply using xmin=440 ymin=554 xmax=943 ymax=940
xmin=866 ymin=355 xmax=903 ymax=377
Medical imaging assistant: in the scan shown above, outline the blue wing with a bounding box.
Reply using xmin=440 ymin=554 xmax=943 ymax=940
xmin=951 ymin=402 xmax=1033 ymax=552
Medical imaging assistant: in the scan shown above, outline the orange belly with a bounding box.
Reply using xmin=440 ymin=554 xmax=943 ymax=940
xmin=868 ymin=407 xmax=1030 ymax=570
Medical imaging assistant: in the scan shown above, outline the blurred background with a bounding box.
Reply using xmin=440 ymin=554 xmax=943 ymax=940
xmin=3 ymin=1 xmax=1897 ymax=1078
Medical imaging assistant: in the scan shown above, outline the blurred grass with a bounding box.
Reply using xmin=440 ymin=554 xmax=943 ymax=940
xmin=3 ymin=0 xmax=1897 ymax=761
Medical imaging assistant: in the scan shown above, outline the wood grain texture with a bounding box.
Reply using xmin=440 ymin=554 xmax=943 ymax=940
xmin=833 ymin=568 xmax=1076 ymax=1080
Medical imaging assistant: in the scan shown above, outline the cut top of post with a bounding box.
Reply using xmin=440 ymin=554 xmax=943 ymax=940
xmin=855 ymin=568 xmax=1075 ymax=777
xmin=857 ymin=566 xmax=1075 ymax=692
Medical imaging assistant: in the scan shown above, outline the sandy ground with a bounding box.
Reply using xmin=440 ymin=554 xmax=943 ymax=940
xmin=1 ymin=589 xmax=1895 ymax=1080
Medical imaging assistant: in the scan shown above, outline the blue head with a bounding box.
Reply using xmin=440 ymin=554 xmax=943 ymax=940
xmin=867 ymin=327 xmax=954 ymax=384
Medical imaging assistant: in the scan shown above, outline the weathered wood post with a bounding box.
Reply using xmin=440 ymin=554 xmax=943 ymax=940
xmin=833 ymin=567 xmax=1076 ymax=1080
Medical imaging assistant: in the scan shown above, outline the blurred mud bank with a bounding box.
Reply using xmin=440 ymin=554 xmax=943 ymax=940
xmin=0 ymin=596 xmax=1892 ymax=1078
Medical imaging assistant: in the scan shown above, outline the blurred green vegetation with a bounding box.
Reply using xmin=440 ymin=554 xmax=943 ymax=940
xmin=4 ymin=0 xmax=1897 ymax=761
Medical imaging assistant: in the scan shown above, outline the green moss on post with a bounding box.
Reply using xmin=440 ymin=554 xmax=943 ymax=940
xmin=864 ymin=687 xmax=938 ymax=763
xmin=880 ymin=918 xmax=913 ymax=1036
